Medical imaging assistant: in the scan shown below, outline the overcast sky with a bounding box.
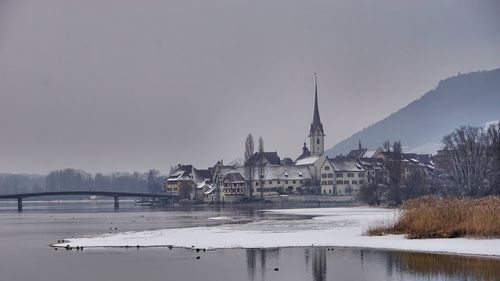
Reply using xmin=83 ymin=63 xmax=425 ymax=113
xmin=1 ymin=0 xmax=499 ymax=174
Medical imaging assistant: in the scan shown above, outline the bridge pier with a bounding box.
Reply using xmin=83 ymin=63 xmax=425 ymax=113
xmin=114 ymin=196 xmax=119 ymax=210
xmin=17 ymin=198 xmax=22 ymax=212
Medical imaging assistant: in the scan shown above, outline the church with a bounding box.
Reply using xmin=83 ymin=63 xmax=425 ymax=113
xmin=165 ymin=77 xmax=367 ymax=202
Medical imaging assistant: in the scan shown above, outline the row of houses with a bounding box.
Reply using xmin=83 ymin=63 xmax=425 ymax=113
xmin=163 ymin=79 xmax=435 ymax=203
xmin=164 ymin=152 xmax=368 ymax=202
xmin=164 ymin=144 xmax=435 ymax=203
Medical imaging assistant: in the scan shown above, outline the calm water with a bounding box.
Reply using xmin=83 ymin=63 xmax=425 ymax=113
xmin=0 ymin=201 xmax=498 ymax=281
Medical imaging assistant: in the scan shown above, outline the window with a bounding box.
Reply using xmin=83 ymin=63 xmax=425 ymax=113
xmin=277 ymin=180 xmax=280 ymax=184
xmin=299 ymin=180 xmax=303 ymax=184
xmin=359 ymin=180 xmax=364 ymax=185
xmin=347 ymin=173 xmax=354 ymax=178
xmin=328 ymin=173 xmax=333 ymax=178
xmin=269 ymin=180 xmax=273 ymax=184
xmin=343 ymin=180 xmax=349 ymax=184
xmin=324 ymin=166 xmax=330 ymax=170
xmin=329 ymin=189 xmax=332 ymax=194
xmin=285 ymin=180 xmax=288 ymax=184
xmin=323 ymin=189 xmax=326 ymax=194
xmin=336 ymin=180 xmax=343 ymax=184
xmin=352 ymin=180 xmax=358 ymax=185
xmin=327 ymin=180 xmax=333 ymax=185
xmin=255 ymin=182 xmax=259 ymax=186
xmin=317 ymin=138 xmax=320 ymax=144
xmin=336 ymin=173 xmax=343 ymax=178
xmin=321 ymin=181 xmax=327 ymax=185
xmin=358 ymin=173 xmax=364 ymax=177
xmin=292 ymin=180 xmax=296 ymax=184
xmin=322 ymin=174 xmax=327 ymax=178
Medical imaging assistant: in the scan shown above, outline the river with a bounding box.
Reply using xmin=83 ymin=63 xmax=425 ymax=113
xmin=0 ymin=201 xmax=498 ymax=281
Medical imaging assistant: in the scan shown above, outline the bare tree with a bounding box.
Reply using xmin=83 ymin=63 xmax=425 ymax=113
xmin=147 ymin=169 xmax=161 ymax=193
xmin=384 ymin=141 xmax=404 ymax=205
xmin=359 ymin=183 xmax=383 ymax=205
xmin=442 ymin=126 xmax=491 ymax=196
xmin=258 ymin=136 xmax=265 ymax=200
xmin=244 ymin=134 xmax=255 ymax=199
xmin=403 ymin=168 xmax=429 ymax=199
xmin=178 ymin=181 xmax=194 ymax=200
xmin=487 ymin=122 xmax=500 ymax=195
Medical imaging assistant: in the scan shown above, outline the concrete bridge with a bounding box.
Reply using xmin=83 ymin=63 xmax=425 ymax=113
xmin=0 ymin=191 xmax=177 ymax=212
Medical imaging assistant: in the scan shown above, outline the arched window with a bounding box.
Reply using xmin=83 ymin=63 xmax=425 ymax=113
xmin=317 ymin=138 xmax=320 ymax=145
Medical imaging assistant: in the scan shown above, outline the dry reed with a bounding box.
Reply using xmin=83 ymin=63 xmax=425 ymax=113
xmin=367 ymin=196 xmax=500 ymax=239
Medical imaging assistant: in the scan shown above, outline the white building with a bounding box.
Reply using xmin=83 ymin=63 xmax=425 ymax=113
xmin=319 ymin=157 xmax=366 ymax=196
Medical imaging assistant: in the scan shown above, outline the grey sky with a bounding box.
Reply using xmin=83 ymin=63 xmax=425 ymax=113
xmin=1 ymin=0 xmax=499 ymax=174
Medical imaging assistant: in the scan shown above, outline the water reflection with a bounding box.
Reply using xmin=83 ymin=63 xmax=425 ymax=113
xmin=312 ymin=248 xmax=326 ymax=281
xmin=245 ymin=248 xmax=280 ymax=281
xmin=246 ymin=249 xmax=256 ymax=281
xmin=243 ymin=247 xmax=499 ymax=281
xmin=1 ymin=204 xmax=498 ymax=281
xmin=395 ymin=252 xmax=500 ymax=281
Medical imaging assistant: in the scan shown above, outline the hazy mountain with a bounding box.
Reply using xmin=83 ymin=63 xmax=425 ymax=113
xmin=326 ymin=68 xmax=500 ymax=156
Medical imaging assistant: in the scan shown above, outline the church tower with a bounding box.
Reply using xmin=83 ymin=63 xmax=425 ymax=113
xmin=309 ymin=74 xmax=325 ymax=156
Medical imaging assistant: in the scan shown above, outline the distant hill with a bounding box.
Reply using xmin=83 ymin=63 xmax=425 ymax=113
xmin=326 ymin=68 xmax=500 ymax=156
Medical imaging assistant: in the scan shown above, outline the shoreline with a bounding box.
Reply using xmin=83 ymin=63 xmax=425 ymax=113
xmin=51 ymin=206 xmax=500 ymax=258
xmin=50 ymin=243 xmax=500 ymax=261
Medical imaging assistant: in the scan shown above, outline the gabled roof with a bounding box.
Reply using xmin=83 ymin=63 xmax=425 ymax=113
xmin=194 ymin=169 xmax=211 ymax=180
xmin=296 ymin=142 xmax=311 ymax=161
xmin=166 ymin=165 xmax=193 ymax=182
xmin=218 ymin=164 xmax=312 ymax=181
xmin=347 ymin=148 xmax=384 ymax=159
xmin=295 ymin=155 xmax=320 ymax=166
xmin=347 ymin=148 xmax=367 ymax=159
xmin=256 ymin=165 xmax=312 ymax=181
xmin=329 ymin=158 xmax=365 ymax=172
xmin=223 ymin=172 xmax=245 ymax=183
xmin=245 ymin=152 xmax=281 ymax=166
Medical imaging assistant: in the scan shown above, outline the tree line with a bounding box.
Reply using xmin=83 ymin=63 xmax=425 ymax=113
xmin=0 ymin=169 xmax=164 ymax=195
xmin=360 ymin=122 xmax=500 ymax=205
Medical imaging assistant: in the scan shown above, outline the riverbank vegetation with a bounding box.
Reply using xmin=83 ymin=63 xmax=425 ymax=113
xmin=367 ymin=196 xmax=500 ymax=238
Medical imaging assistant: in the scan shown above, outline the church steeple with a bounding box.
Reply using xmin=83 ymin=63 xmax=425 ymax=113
xmin=313 ymin=77 xmax=321 ymax=125
xmin=309 ymin=73 xmax=325 ymax=156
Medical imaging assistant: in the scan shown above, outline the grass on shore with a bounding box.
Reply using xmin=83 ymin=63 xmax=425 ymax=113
xmin=367 ymin=196 xmax=500 ymax=239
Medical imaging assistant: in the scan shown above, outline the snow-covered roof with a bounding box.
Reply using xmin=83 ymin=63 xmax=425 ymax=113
xmin=203 ymin=186 xmax=215 ymax=195
xmin=363 ymin=150 xmax=378 ymax=158
xmin=329 ymin=159 xmax=365 ymax=172
xmin=166 ymin=165 xmax=194 ymax=182
xmin=256 ymin=165 xmax=312 ymax=181
xmin=295 ymin=155 xmax=320 ymax=166
xmin=196 ymin=180 xmax=210 ymax=189
xmin=218 ymin=164 xmax=312 ymax=181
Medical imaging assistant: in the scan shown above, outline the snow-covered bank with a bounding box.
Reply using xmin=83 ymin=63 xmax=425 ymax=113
xmin=52 ymin=207 xmax=500 ymax=257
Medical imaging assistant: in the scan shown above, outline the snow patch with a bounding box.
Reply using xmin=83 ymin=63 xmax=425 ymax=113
xmin=207 ymin=216 xmax=232 ymax=220
xmin=52 ymin=207 xmax=500 ymax=257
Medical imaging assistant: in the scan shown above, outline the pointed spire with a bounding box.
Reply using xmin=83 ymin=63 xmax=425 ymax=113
xmin=312 ymin=73 xmax=321 ymax=126
xmin=358 ymin=140 xmax=362 ymax=150
xmin=309 ymin=73 xmax=324 ymax=136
